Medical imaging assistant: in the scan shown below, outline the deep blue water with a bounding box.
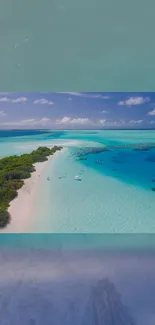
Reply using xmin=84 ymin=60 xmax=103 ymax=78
xmin=74 ymin=147 xmax=155 ymax=192
xmin=0 ymin=129 xmax=67 ymax=142
xmin=0 ymin=129 xmax=50 ymax=138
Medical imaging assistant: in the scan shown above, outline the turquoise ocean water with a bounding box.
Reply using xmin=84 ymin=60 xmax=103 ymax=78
xmin=0 ymin=129 xmax=155 ymax=233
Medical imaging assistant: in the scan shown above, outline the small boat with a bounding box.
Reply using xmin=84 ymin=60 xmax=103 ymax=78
xmin=74 ymin=175 xmax=81 ymax=181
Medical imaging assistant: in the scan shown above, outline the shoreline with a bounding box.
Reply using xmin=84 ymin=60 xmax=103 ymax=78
xmin=1 ymin=150 xmax=63 ymax=233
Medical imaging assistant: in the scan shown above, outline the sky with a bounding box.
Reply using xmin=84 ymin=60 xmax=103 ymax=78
xmin=0 ymin=92 xmax=155 ymax=129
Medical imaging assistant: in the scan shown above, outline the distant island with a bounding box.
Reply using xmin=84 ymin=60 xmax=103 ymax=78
xmin=0 ymin=146 xmax=63 ymax=228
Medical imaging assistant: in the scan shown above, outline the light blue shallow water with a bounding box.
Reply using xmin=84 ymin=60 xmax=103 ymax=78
xmin=0 ymin=129 xmax=155 ymax=232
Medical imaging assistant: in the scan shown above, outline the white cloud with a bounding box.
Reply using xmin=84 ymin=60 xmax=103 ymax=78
xmin=102 ymin=110 xmax=108 ymax=113
xmin=119 ymin=119 xmax=126 ymax=124
xmin=136 ymin=119 xmax=143 ymax=123
xmin=0 ymin=120 xmax=34 ymax=126
xmin=20 ymin=118 xmax=50 ymax=125
xmin=129 ymin=120 xmax=143 ymax=124
xmin=0 ymin=95 xmax=54 ymax=105
xmin=41 ymin=118 xmax=50 ymax=122
xmin=56 ymin=116 xmax=71 ymax=124
xmin=118 ymin=97 xmax=150 ymax=106
xmin=58 ymin=92 xmax=110 ymax=99
xmin=99 ymin=119 xmax=107 ymax=125
xmin=31 ymin=118 xmax=51 ymax=126
xmin=56 ymin=116 xmax=90 ymax=125
xmin=34 ymin=99 xmax=54 ymax=105
xmin=149 ymin=121 xmax=155 ymax=124
xmin=0 ymin=110 xmax=7 ymax=117
xmin=0 ymin=117 xmax=51 ymax=127
xmin=0 ymin=96 xmax=27 ymax=103
xmin=0 ymin=97 xmax=10 ymax=102
xmin=57 ymin=118 xmax=127 ymax=127
xmin=21 ymin=119 xmax=36 ymax=124
xmin=70 ymin=118 xmax=90 ymax=124
xmin=99 ymin=119 xmax=144 ymax=127
xmin=148 ymin=109 xmax=155 ymax=116
xmin=100 ymin=119 xmax=124 ymax=126
xmin=12 ymin=97 xmax=27 ymax=103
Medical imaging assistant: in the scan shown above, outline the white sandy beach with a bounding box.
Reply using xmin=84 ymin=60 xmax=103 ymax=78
xmin=1 ymin=150 xmax=63 ymax=233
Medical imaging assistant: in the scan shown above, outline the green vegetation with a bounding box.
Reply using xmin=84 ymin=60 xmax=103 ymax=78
xmin=0 ymin=145 xmax=63 ymax=229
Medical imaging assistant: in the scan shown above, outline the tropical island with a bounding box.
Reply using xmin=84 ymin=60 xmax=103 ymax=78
xmin=0 ymin=146 xmax=63 ymax=229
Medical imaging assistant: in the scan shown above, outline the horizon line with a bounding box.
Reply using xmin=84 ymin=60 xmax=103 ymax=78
xmin=0 ymin=128 xmax=155 ymax=131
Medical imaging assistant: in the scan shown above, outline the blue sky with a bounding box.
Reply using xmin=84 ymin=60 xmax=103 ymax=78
xmin=0 ymin=92 xmax=155 ymax=129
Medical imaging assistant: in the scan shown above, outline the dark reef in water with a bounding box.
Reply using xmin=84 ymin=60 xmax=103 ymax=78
xmin=130 ymin=144 xmax=155 ymax=151
xmin=76 ymin=147 xmax=110 ymax=158
xmin=107 ymin=143 xmax=155 ymax=150
xmin=145 ymin=156 xmax=155 ymax=162
xmin=133 ymin=148 xmax=149 ymax=151
xmin=82 ymin=278 xmax=136 ymax=325
xmin=75 ymin=144 xmax=155 ymax=161
xmin=152 ymin=187 xmax=155 ymax=192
